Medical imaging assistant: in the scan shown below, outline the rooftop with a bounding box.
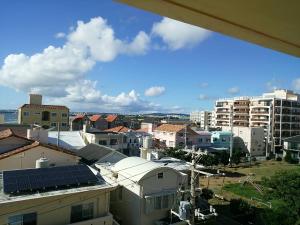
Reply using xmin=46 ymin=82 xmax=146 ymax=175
xmin=90 ymin=115 xmax=102 ymax=122
xmin=48 ymin=131 xmax=86 ymax=151
xmin=105 ymin=126 xmax=129 ymax=133
xmin=106 ymin=115 xmax=118 ymax=123
xmin=19 ymin=104 xmax=69 ymax=110
xmin=0 ymin=165 xmax=114 ymax=203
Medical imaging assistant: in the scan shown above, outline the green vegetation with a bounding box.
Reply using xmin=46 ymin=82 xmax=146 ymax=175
xmin=223 ymin=183 xmax=262 ymax=200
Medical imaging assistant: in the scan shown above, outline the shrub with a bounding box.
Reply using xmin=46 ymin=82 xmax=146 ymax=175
xmin=276 ymin=157 xmax=282 ymax=161
xmin=200 ymin=188 xmax=214 ymax=200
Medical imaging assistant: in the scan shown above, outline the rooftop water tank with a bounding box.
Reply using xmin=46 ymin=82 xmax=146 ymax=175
xmin=36 ymin=157 xmax=49 ymax=168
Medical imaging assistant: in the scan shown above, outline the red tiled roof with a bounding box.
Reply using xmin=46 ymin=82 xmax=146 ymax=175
xmin=106 ymin=115 xmax=118 ymax=122
xmin=105 ymin=126 xmax=129 ymax=133
xmin=20 ymin=104 xmax=69 ymax=110
xmin=73 ymin=114 xmax=85 ymax=121
xmin=135 ymin=128 xmax=149 ymax=133
xmin=90 ymin=115 xmax=101 ymax=122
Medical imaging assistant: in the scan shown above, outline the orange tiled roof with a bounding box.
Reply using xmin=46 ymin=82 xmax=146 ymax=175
xmin=20 ymin=104 xmax=69 ymax=110
xmin=135 ymin=128 xmax=149 ymax=133
xmin=73 ymin=114 xmax=85 ymax=121
xmin=105 ymin=126 xmax=129 ymax=133
xmin=155 ymin=124 xmax=198 ymax=135
xmin=106 ymin=115 xmax=118 ymax=122
xmin=90 ymin=115 xmax=101 ymax=122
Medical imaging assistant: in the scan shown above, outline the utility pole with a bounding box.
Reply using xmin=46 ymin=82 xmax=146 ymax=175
xmin=184 ymin=125 xmax=187 ymax=148
xmin=190 ymin=147 xmax=196 ymax=225
xmin=229 ymin=105 xmax=233 ymax=167
xmin=57 ymin=122 xmax=60 ymax=147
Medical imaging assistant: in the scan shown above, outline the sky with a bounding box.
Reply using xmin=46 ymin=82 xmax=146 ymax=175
xmin=0 ymin=0 xmax=300 ymax=113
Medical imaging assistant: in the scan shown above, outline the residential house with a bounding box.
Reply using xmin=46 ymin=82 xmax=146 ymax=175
xmin=195 ymin=131 xmax=212 ymax=149
xmin=95 ymin=156 xmax=186 ymax=225
xmin=153 ymin=124 xmax=200 ymax=148
xmin=70 ymin=114 xmax=90 ymax=131
xmin=283 ymin=135 xmax=300 ymax=162
xmin=90 ymin=115 xmax=108 ymax=130
xmin=0 ymin=164 xmax=117 ymax=225
xmin=106 ymin=115 xmax=121 ymax=129
xmin=0 ymin=129 xmax=79 ymax=170
xmin=18 ymin=94 xmax=69 ymax=130
xmin=211 ymin=131 xmax=232 ymax=149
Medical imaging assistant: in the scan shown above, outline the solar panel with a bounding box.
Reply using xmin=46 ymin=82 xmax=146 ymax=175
xmin=3 ymin=164 xmax=100 ymax=195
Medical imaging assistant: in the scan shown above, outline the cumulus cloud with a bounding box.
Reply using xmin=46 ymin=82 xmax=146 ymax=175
xmin=152 ymin=17 xmax=211 ymax=50
xmin=227 ymin=87 xmax=240 ymax=95
xmin=55 ymin=32 xmax=66 ymax=39
xmin=144 ymin=86 xmax=166 ymax=97
xmin=198 ymin=94 xmax=216 ymax=101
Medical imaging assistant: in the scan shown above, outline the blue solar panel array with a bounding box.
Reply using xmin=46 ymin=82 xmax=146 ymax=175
xmin=3 ymin=164 xmax=100 ymax=195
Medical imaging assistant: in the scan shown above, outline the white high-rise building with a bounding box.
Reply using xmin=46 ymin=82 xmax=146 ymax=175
xmin=190 ymin=111 xmax=213 ymax=129
xmin=215 ymin=89 xmax=300 ymax=154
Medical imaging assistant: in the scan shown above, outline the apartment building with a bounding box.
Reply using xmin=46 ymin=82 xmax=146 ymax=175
xmin=18 ymin=94 xmax=69 ymax=130
xmin=215 ymin=89 xmax=300 ymax=153
xmin=190 ymin=111 xmax=213 ymax=129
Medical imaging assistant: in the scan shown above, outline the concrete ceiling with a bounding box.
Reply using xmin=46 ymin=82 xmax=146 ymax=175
xmin=118 ymin=0 xmax=300 ymax=58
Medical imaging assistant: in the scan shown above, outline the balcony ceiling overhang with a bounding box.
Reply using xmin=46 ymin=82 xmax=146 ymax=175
xmin=117 ymin=0 xmax=300 ymax=58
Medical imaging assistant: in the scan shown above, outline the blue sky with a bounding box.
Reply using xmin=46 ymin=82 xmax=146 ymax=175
xmin=0 ymin=0 xmax=299 ymax=113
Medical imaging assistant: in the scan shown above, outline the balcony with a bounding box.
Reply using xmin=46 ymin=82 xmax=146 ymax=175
xmin=251 ymin=118 xmax=269 ymax=121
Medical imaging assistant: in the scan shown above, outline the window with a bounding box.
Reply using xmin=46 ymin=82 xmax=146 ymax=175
xmin=61 ymin=122 xmax=67 ymax=127
xmin=41 ymin=111 xmax=50 ymax=121
xmin=34 ymin=112 xmax=40 ymax=115
xmin=110 ymin=139 xmax=118 ymax=145
xmin=62 ymin=113 xmax=68 ymax=117
xmin=8 ymin=212 xmax=37 ymax=225
xmin=23 ymin=112 xmax=30 ymax=116
xmin=51 ymin=112 xmax=57 ymax=117
xmin=222 ymin=137 xmax=227 ymax=142
xmin=51 ymin=122 xmax=56 ymax=127
xmin=158 ymin=172 xmax=163 ymax=179
xmin=206 ymin=138 xmax=210 ymax=143
xmin=99 ymin=140 xmax=107 ymax=145
xmin=199 ymin=138 xmax=203 ymax=143
xmin=145 ymin=193 xmax=175 ymax=214
xmin=70 ymin=203 xmax=94 ymax=223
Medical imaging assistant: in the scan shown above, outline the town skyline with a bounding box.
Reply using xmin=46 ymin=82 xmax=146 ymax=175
xmin=0 ymin=0 xmax=300 ymax=113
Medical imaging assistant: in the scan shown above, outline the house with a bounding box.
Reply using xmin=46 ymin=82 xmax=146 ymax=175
xmin=105 ymin=126 xmax=141 ymax=156
xmin=95 ymin=156 xmax=186 ymax=225
xmin=70 ymin=114 xmax=90 ymax=131
xmin=0 ymin=129 xmax=80 ymax=170
xmin=283 ymin=135 xmax=300 ymax=162
xmin=153 ymin=124 xmax=200 ymax=148
xmin=195 ymin=131 xmax=212 ymax=149
xmin=81 ymin=125 xmax=128 ymax=153
xmin=18 ymin=94 xmax=69 ymax=130
xmin=0 ymin=164 xmax=117 ymax=225
xmin=90 ymin=115 xmax=108 ymax=130
xmin=106 ymin=115 xmax=121 ymax=129
xmin=211 ymin=131 xmax=232 ymax=149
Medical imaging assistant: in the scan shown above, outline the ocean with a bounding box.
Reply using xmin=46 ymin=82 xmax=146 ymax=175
xmin=0 ymin=111 xmax=18 ymax=123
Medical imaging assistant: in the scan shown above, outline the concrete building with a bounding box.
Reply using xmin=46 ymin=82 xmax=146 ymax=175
xmin=223 ymin=126 xmax=265 ymax=156
xmin=215 ymin=90 xmax=300 ymax=153
xmin=0 ymin=129 xmax=79 ymax=171
xmin=48 ymin=131 xmax=86 ymax=151
xmin=0 ymin=165 xmax=117 ymax=225
xmin=95 ymin=157 xmax=186 ymax=225
xmin=190 ymin=111 xmax=213 ymax=129
xmin=18 ymin=94 xmax=69 ymax=130
xmin=153 ymin=124 xmax=200 ymax=148
xmin=283 ymin=135 xmax=300 ymax=162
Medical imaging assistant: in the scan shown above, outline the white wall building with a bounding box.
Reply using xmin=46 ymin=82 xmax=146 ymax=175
xmin=190 ymin=111 xmax=213 ymax=129
xmin=95 ymin=157 xmax=186 ymax=225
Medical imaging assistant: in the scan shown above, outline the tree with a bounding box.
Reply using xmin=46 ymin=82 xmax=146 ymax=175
xmin=218 ymin=151 xmax=230 ymax=166
xmin=231 ymin=148 xmax=243 ymax=165
xmin=197 ymin=154 xmax=217 ymax=167
xmin=230 ymin=198 xmax=255 ymax=223
xmin=200 ymin=188 xmax=214 ymax=200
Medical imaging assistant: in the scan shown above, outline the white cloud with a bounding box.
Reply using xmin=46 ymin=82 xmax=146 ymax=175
xmin=292 ymin=78 xmax=300 ymax=91
xmin=198 ymin=94 xmax=216 ymax=101
xmin=266 ymin=78 xmax=282 ymax=91
xmin=152 ymin=17 xmax=211 ymax=50
xmin=144 ymin=86 xmax=166 ymax=97
xmin=55 ymin=32 xmax=66 ymax=39
xmin=227 ymin=87 xmax=240 ymax=95
xmin=199 ymin=82 xmax=208 ymax=88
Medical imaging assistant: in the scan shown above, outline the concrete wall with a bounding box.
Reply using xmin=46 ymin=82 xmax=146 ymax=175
xmin=0 ymin=189 xmax=112 ymax=225
xmin=0 ymin=146 xmax=79 ymax=170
